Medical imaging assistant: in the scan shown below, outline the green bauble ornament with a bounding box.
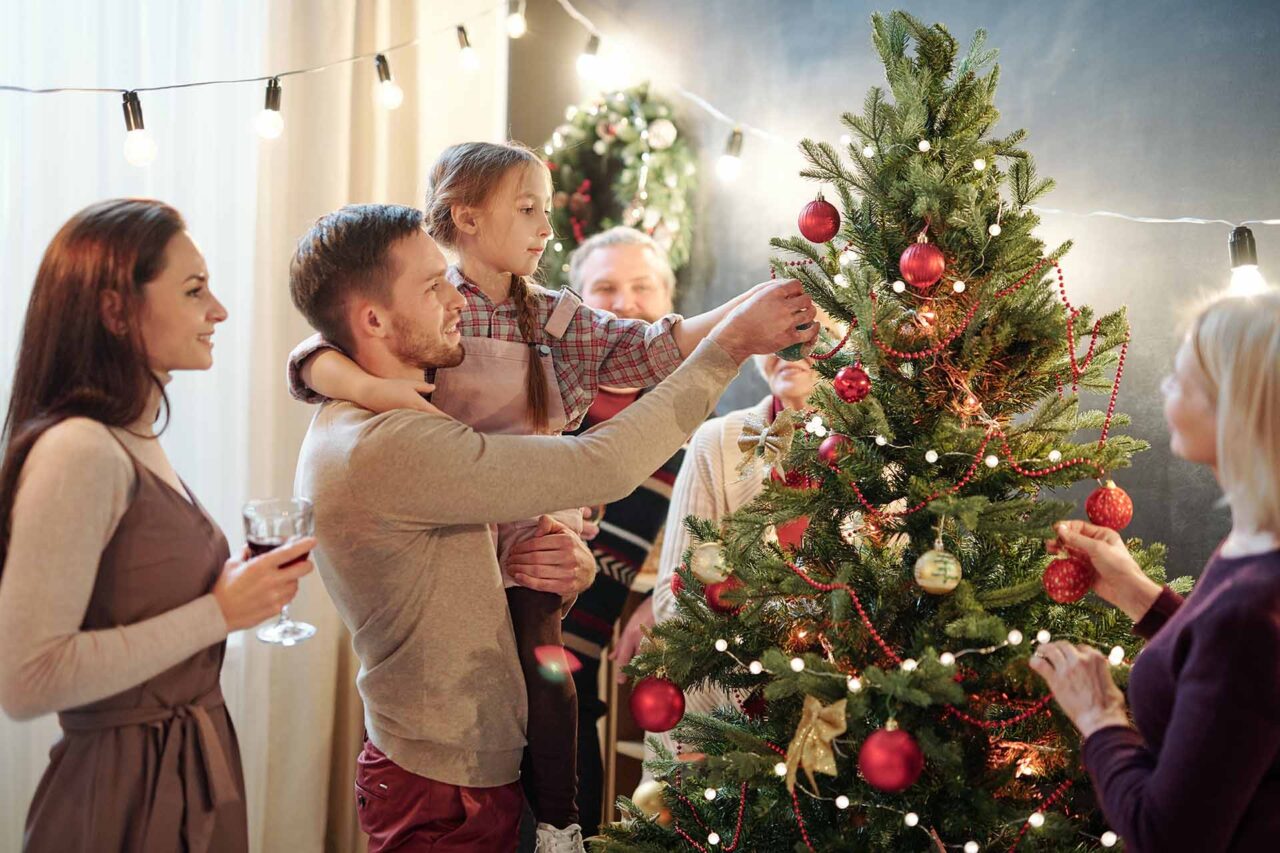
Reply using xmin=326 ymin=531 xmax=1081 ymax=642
xmin=913 ymin=539 xmax=962 ymax=594
xmin=776 ymin=322 xmax=816 ymax=361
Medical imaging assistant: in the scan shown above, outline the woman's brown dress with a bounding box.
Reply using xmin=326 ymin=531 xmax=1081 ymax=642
xmin=23 ymin=444 xmax=248 ymax=852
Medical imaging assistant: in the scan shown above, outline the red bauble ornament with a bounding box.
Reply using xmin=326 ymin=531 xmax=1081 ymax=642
xmin=670 ymin=571 xmax=685 ymax=597
xmin=705 ymin=575 xmax=744 ymax=614
xmin=741 ymin=689 xmax=768 ymax=721
xmin=858 ymin=727 xmax=924 ymax=793
xmin=630 ymin=677 xmax=685 ymax=732
xmin=1086 ymin=480 xmax=1134 ymax=531
xmin=817 ymin=433 xmax=852 ymax=469
xmin=1042 ymin=556 xmax=1097 ymax=603
xmin=798 ymin=193 xmax=841 ymax=243
xmin=833 ymin=363 xmax=872 ymax=403
xmin=775 ymin=516 xmax=810 ymax=551
xmin=899 ymin=234 xmax=946 ymax=290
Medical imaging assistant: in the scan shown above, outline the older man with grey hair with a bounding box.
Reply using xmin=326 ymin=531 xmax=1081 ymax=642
xmin=555 ymin=226 xmax=689 ymax=838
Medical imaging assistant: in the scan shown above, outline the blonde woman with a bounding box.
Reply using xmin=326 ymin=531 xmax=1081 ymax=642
xmin=1031 ymin=290 xmax=1280 ymax=851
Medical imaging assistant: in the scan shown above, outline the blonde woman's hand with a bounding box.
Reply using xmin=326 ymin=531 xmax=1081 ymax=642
xmin=213 ymin=537 xmax=317 ymax=632
xmin=1048 ymin=520 xmax=1163 ymax=622
xmin=1029 ymin=641 xmax=1131 ymax=738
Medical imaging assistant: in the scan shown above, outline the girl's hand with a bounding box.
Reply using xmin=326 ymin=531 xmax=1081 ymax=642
xmin=1048 ymin=520 xmax=1163 ymax=622
xmin=213 ymin=537 xmax=317 ymax=632
xmin=356 ymin=376 xmax=439 ymax=415
xmin=1029 ymin=641 xmax=1131 ymax=738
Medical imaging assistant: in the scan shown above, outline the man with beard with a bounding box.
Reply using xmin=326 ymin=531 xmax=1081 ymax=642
xmin=289 ymin=205 xmax=816 ymax=851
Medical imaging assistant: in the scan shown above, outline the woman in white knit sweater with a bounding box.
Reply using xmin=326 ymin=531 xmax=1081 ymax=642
xmin=645 ymin=339 xmax=829 ymax=771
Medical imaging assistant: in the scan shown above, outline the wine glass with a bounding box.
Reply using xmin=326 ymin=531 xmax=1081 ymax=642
xmin=243 ymin=497 xmax=317 ymax=646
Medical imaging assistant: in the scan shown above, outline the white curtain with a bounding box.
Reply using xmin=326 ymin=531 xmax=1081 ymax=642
xmin=0 ymin=1 xmax=507 ymax=850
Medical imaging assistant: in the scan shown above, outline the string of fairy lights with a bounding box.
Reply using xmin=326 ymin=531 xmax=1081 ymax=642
xmin=2 ymin=0 xmax=1274 ymax=290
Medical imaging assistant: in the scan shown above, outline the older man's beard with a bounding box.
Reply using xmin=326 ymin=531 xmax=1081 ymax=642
xmin=390 ymin=313 xmax=465 ymax=370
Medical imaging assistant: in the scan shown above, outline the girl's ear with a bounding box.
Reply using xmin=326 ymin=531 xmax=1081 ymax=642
xmin=451 ymin=203 xmax=480 ymax=237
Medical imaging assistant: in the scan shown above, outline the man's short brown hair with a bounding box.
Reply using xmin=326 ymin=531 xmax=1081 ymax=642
xmin=289 ymin=204 xmax=424 ymax=353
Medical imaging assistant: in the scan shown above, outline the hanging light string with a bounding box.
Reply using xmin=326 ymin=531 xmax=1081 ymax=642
xmin=0 ymin=1 xmax=506 ymax=96
xmin=549 ymin=0 xmax=1278 ymax=227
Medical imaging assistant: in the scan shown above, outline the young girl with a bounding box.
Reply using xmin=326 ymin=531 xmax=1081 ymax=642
xmin=1030 ymin=289 xmax=1280 ymax=851
xmin=287 ymin=141 xmax=774 ymax=850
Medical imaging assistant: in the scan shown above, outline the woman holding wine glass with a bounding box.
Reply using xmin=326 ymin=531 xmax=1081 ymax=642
xmin=0 ymin=199 xmax=315 ymax=852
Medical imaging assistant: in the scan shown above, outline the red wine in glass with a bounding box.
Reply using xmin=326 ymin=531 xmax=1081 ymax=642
xmin=247 ymin=537 xmax=284 ymax=558
xmin=243 ymin=497 xmax=317 ymax=645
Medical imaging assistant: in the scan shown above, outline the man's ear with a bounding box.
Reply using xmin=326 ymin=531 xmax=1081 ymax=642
xmin=99 ymin=290 xmax=128 ymax=336
xmin=351 ymin=300 xmax=389 ymax=341
xmin=451 ymin=203 xmax=481 ymax=237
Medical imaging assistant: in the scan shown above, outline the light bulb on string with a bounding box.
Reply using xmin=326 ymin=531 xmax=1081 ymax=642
xmin=457 ymin=26 xmax=480 ymax=71
xmin=505 ymin=0 xmax=528 ymax=38
xmin=254 ymin=78 xmax=284 ymax=139
xmin=577 ymin=34 xmax=601 ymax=79
xmin=1228 ymin=226 xmax=1271 ymax=296
xmin=120 ymin=91 xmax=157 ymax=167
xmin=374 ymin=54 xmax=404 ymax=109
xmin=716 ymin=128 xmax=744 ymax=182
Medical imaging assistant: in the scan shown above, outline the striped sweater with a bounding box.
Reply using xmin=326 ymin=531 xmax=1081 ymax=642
xmin=562 ymin=388 xmax=687 ymax=661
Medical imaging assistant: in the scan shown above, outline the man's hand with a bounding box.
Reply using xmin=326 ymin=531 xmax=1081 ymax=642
xmin=709 ymin=279 xmax=818 ymax=363
xmin=505 ymin=515 xmax=598 ymax=604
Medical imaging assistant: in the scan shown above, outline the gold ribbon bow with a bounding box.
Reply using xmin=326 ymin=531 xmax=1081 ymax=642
xmin=785 ymin=695 xmax=847 ymax=792
xmin=736 ymin=409 xmax=798 ymax=477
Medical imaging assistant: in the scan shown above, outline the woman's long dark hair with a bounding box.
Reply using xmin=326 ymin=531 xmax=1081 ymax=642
xmin=0 ymin=198 xmax=184 ymax=571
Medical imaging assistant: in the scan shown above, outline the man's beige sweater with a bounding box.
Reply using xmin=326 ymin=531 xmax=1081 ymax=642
xmin=293 ymin=339 xmax=740 ymax=787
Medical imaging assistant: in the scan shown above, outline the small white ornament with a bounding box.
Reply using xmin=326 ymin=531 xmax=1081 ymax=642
xmin=985 ymin=454 xmax=999 ymax=468
xmin=1028 ymin=812 xmax=1045 ymax=828
xmin=714 ymin=639 xmax=729 ymax=652
xmin=939 ymin=652 xmax=956 ymax=666
xmin=1036 ymin=630 xmax=1052 ymax=644
xmin=1048 ymin=450 xmax=1062 ymax=463
xmin=835 ymin=795 xmax=850 ymax=809
xmin=952 ymin=280 xmax=966 ymax=293
xmin=1109 ymin=646 xmax=1125 ymax=666
xmin=1007 ymin=630 xmax=1024 ymax=646
xmin=917 ymin=139 xmax=931 ymax=152
xmin=988 ymin=223 xmax=1002 ymax=236
xmin=790 ymin=657 xmax=805 ymax=672
xmin=774 ymin=762 xmax=788 ymax=777
xmin=901 ymin=658 xmax=918 ymax=672
xmin=875 ymin=435 xmax=888 ymax=446
xmin=925 ymin=449 xmax=939 ymax=464
xmin=905 ymin=812 xmax=920 ymax=827
xmin=965 ymin=843 xmax=980 ymax=853
xmin=592 ymin=140 xmax=607 ymax=155
xmin=847 ymin=676 xmax=862 ymax=692
xmin=973 ymin=158 xmax=987 ymax=171
xmin=749 ymin=660 xmax=763 ymax=675
xmin=1101 ymin=831 xmax=1118 ymax=847
xmin=892 ymin=279 xmax=906 ymax=293
xmin=689 ymin=542 xmax=729 ymax=584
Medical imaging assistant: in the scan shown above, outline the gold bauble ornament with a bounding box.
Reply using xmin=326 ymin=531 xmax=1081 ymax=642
xmin=630 ymin=779 xmax=673 ymax=826
xmin=913 ymin=538 xmax=962 ymax=594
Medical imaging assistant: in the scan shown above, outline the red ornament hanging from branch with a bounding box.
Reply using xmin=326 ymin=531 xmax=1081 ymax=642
xmin=858 ymin=724 xmax=924 ymax=792
xmin=833 ymin=363 xmax=872 ymax=403
xmin=899 ymin=227 xmax=945 ymax=290
xmin=630 ymin=676 xmax=685 ymax=732
xmin=1086 ymin=480 xmax=1134 ymax=531
xmin=798 ymin=192 xmax=841 ymax=243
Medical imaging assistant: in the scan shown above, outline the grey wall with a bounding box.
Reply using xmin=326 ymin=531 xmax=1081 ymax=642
xmin=509 ymin=0 xmax=1280 ymax=578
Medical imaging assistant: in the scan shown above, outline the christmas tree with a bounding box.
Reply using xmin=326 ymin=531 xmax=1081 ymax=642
xmin=596 ymin=12 xmax=1189 ymax=853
